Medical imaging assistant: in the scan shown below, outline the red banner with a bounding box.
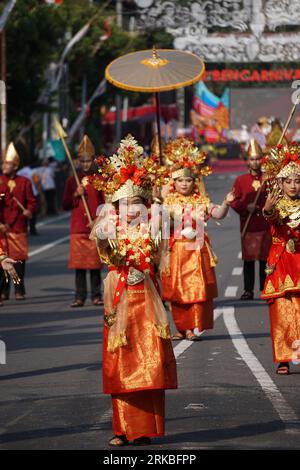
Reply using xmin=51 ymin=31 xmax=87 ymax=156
xmin=203 ymin=68 xmax=300 ymax=83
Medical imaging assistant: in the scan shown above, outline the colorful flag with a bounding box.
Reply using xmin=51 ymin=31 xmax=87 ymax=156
xmin=192 ymin=82 xmax=229 ymax=142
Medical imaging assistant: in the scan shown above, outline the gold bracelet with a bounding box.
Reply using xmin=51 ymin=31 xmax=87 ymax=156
xmin=262 ymin=207 xmax=275 ymax=218
xmin=0 ymin=254 xmax=8 ymax=263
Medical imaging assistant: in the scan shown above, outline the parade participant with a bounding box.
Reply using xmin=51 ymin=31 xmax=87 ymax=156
xmin=261 ymin=142 xmax=300 ymax=375
xmin=0 ymin=239 xmax=20 ymax=307
xmin=0 ymin=143 xmax=37 ymax=300
xmin=160 ymin=138 xmax=235 ymax=341
xmin=90 ymin=135 xmax=177 ymax=446
xmin=231 ymin=139 xmax=272 ymax=300
xmin=62 ymin=135 xmax=104 ymax=307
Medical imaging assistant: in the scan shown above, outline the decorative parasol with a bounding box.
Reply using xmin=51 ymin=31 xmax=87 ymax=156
xmin=105 ymin=47 xmax=205 ymax=160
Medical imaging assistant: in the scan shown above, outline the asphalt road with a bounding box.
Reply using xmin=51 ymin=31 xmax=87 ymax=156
xmin=1 ymin=172 xmax=300 ymax=450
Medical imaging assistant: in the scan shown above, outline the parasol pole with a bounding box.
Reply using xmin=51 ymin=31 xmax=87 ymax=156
xmin=155 ymin=92 xmax=163 ymax=163
xmin=241 ymin=95 xmax=300 ymax=239
xmin=54 ymin=120 xmax=93 ymax=226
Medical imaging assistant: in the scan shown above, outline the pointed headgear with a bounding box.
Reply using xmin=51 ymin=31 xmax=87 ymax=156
xmin=4 ymin=143 xmax=20 ymax=168
xmin=78 ymin=135 xmax=95 ymax=158
xmin=247 ymin=139 xmax=263 ymax=158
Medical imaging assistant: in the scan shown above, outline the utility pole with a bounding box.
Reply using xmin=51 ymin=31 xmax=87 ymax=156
xmin=116 ymin=0 xmax=122 ymax=28
xmin=0 ymin=0 xmax=17 ymax=160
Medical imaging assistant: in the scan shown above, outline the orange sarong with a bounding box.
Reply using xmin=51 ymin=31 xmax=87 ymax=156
xmin=269 ymin=294 xmax=300 ymax=363
xmin=2 ymin=232 xmax=28 ymax=260
xmin=171 ymin=299 xmax=214 ymax=332
xmin=103 ymin=284 xmax=177 ymax=394
xmin=68 ymin=233 xmax=102 ymax=270
xmin=161 ymin=238 xmax=217 ymax=332
xmin=112 ymin=390 xmax=165 ymax=440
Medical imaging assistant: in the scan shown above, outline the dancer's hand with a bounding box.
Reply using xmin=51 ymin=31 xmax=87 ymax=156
xmin=264 ymin=185 xmax=281 ymax=212
xmin=224 ymin=188 xmax=235 ymax=205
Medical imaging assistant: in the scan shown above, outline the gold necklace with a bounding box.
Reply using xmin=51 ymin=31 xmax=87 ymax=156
xmin=164 ymin=191 xmax=210 ymax=208
xmin=276 ymin=195 xmax=300 ymax=228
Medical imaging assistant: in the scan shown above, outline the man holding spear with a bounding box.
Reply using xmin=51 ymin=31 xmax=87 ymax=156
xmin=61 ymin=133 xmax=104 ymax=308
xmin=0 ymin=143 xmax=37 ymax=300
xmin=231 ymin=139 xmax=272 ymax=300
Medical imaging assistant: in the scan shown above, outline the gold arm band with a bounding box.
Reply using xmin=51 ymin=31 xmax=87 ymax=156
xmin=262 ymin=208 xmax=275 ymax=218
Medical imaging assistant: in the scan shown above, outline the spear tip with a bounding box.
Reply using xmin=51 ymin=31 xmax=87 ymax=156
xmin=54 ymin=119 xmax=68 ymax=139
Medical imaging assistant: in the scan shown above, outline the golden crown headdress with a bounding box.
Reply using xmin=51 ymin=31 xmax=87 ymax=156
xmin=261 ymin=142 xmax=300 ymax=180
xmin=163 ymin=137 xmax=212 ymax=180
xmin=90 ymin=134 xmax=167 ymax=202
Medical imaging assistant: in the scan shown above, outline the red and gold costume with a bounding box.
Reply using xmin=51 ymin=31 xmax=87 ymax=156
xmin=160 ymin=138 xmax=229 ymax=334
xmin=62 ymin=135 xmax=104 ymax=270
xmin=62 ymin=136 xmax=104 ymax=305
xmin=0 ymin=143 xmax=37 ymax=298
xmin=0 ymin=143 xmax=37 ymax=261
xmin=90 ymin=135 xmax=177 ymax=442
xmin=261 ymin=142 xmax=300 ymax=363
xmin=63 ymin=172 xmax=103 ymax=269
xmin=231 ymin=140 xmax=271 ymax=262
xmin=0 ymin=174 xmax=36 ymax=260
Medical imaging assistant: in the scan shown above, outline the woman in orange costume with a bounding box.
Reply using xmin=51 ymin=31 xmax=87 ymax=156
xmin=160 ymin=138 xmax=235 ymax=341
xmin=90 ymin=135 xmax=177 ymax=446
xmin=261 ymin=142 xmax=300 ymax=375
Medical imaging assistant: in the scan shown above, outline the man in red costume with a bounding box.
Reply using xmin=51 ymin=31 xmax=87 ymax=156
xmin=231 ymin=139 xmax=272 ymax=300
xmin=0 ymin=143 xmax=37 ymax=300
xmin=62 ymin=135 xmax=104 ymax=307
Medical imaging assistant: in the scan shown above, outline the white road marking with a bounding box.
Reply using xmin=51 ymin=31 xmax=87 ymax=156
xmin=222 ymin=306 xmax=299 ymax=433
xmin=232 ymin=267 xmax=243 ymax=276
xmin=184 ymin=403 xmax=205 ymax=410
xmin=28 ymin=235 xmax=69 ymax=258
xmin=224 ymin=286 xmax=238 ymax=297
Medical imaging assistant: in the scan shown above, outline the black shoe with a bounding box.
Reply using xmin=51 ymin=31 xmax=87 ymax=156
xmin=240 ymin=291 xmax=254 ymax=300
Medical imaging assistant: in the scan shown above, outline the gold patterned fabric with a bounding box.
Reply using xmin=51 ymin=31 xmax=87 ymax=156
xmin=269 ymin=294 xmax=300 ymax=363
xmin=171 ymin=300 xmax=214 ymax=332
xmin=103 ymin=278 xmax=177 ymax=394
xmin=161 ymin=238 xmax=218 ymax=304
xmin=111 ymin=390 xmax=165 ymax=440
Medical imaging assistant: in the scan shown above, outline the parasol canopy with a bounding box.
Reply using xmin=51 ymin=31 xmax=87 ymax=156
xmin=105 ymin=48 xmax=205 ymax=93
xmin=105 ymin=48 xmax=205 ymax=160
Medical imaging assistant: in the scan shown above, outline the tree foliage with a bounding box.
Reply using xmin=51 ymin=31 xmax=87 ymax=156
xmin=4 ymin=0 xmax=172 ymax=159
